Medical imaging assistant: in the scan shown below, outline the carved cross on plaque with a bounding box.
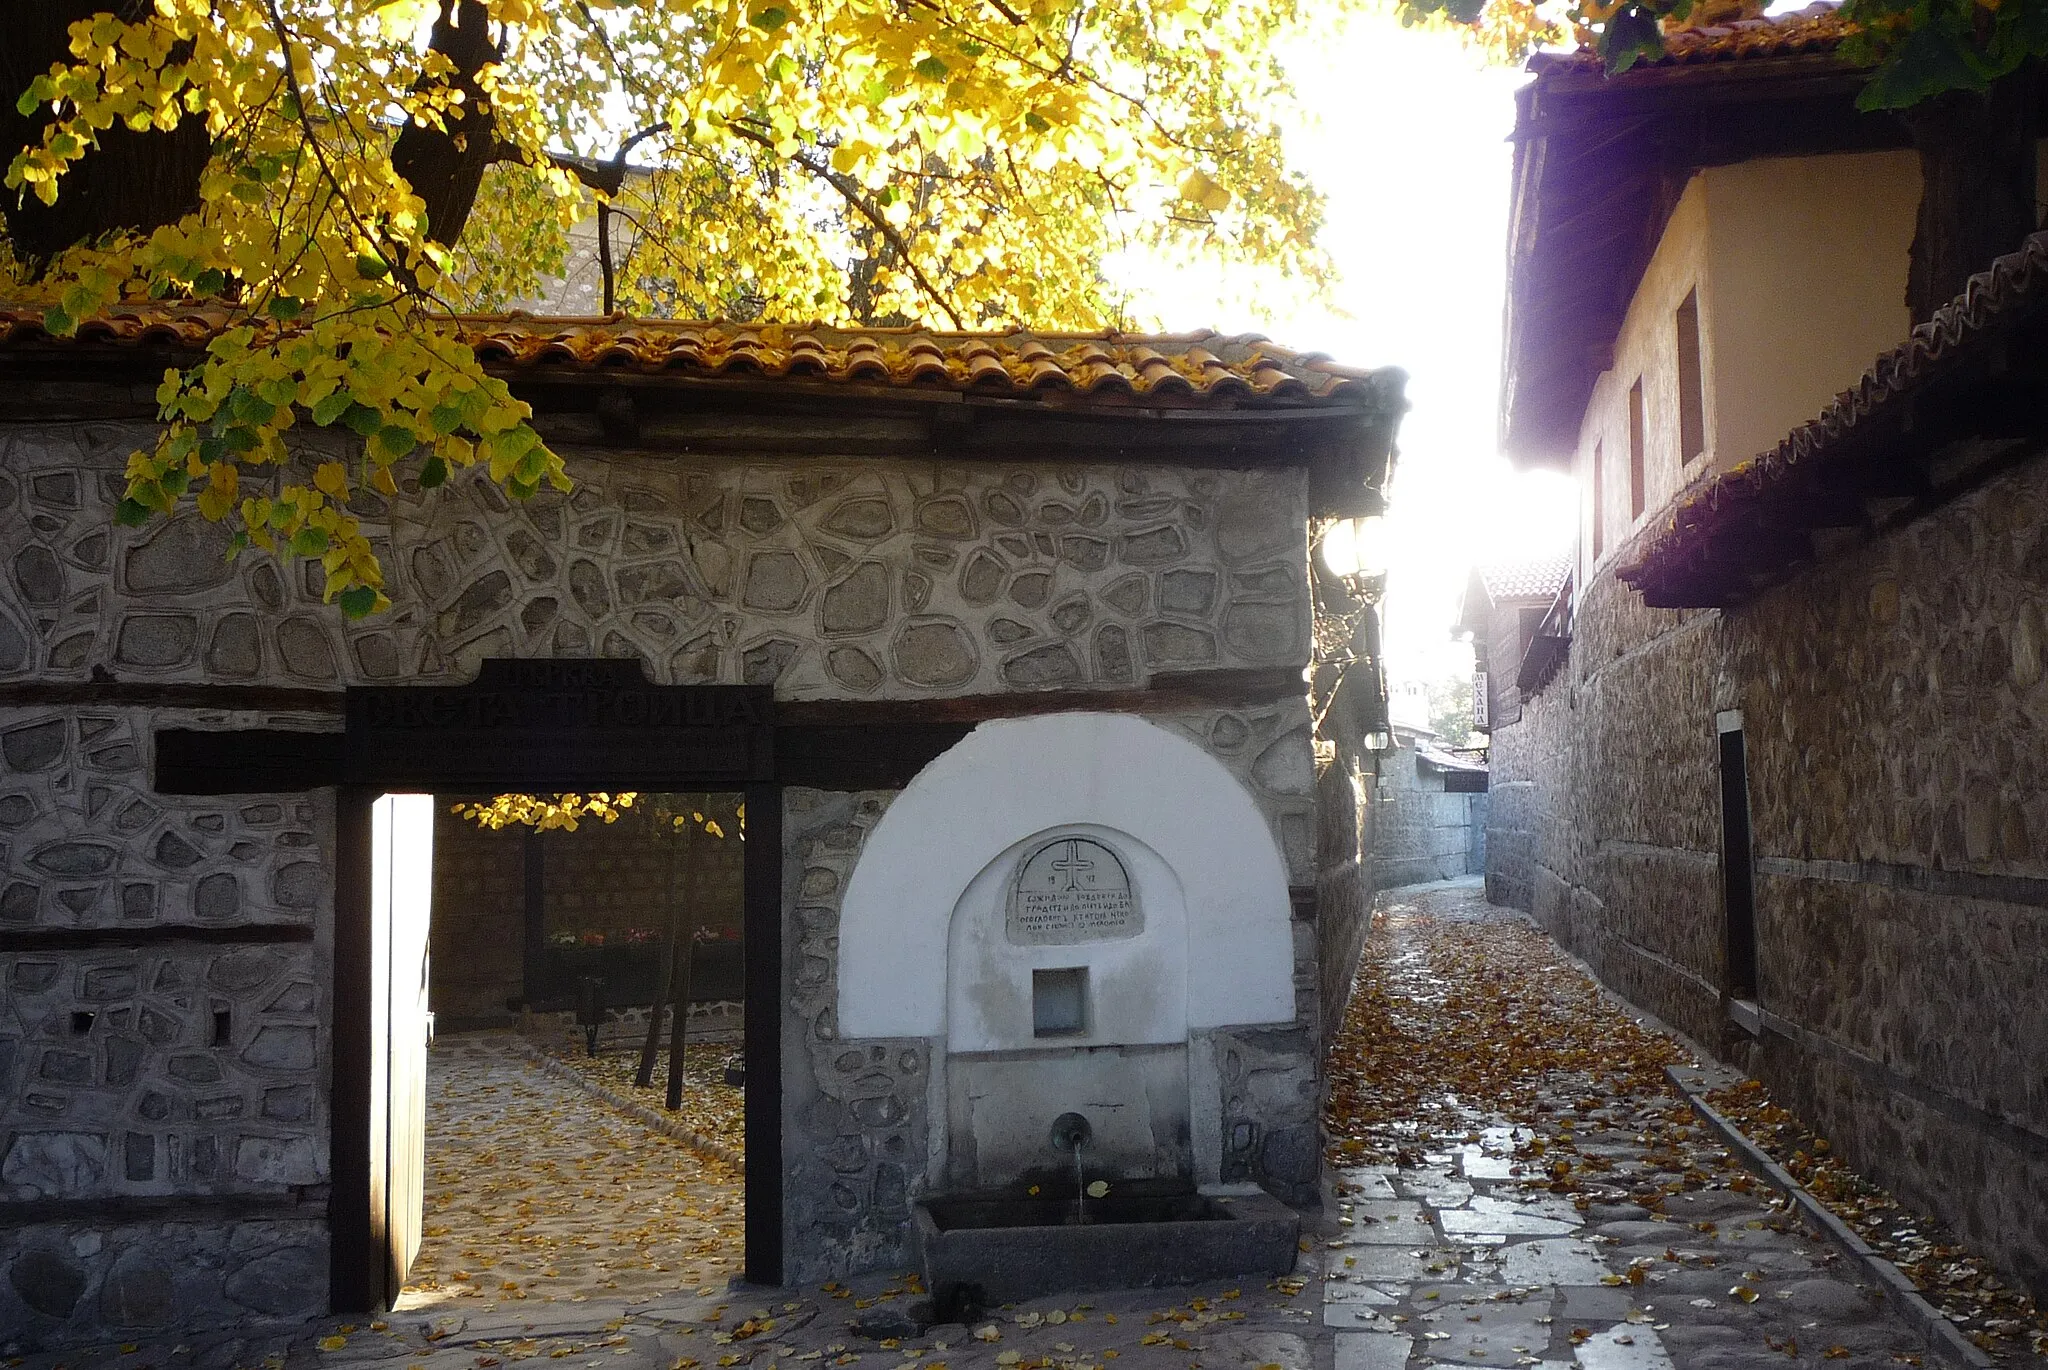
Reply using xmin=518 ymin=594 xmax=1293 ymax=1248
xmin=1007 ymin=836 xmax=1140 ymax=945
xmin=1048 ymin=841 xmax=1095 ymax=891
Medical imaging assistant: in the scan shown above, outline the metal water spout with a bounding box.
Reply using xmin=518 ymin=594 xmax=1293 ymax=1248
xmin=1050 ymin=1112 xmax=1092 ymax=1223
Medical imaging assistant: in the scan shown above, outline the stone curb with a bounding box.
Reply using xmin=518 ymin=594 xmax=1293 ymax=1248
xmin=1663 ymin=1064 xmax=1994 ymax=1370
xmin=508 ymin=1036 xmax=747 ymax=1172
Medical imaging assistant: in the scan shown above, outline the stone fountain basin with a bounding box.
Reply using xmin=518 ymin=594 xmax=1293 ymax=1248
xmin=914 ymin=1185 xmax=1299 ymax=1302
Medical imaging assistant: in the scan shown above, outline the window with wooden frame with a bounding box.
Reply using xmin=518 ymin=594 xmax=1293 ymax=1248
xmin=1628 ymin=378 xmax=1647 ymax=522
xmin=1677 ymin=289 xmax=1706 ymax=467
xmin=1591 ymin=439 xmax=1605 ymax=560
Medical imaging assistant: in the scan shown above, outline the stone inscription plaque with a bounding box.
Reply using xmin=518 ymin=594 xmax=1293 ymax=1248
xmin=1007 ymin=837 xmax=1140 ymax=945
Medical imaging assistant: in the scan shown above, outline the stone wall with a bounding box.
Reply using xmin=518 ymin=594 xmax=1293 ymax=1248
xmin=0 ymin=427 xmax=1311 ymax=700
xmin=781 ymin=788 xmax=926 ymax=1284
xmin=0 ymin=706 xmax=334 ymax=1348
xmin=429 ymin=807 xmax=524 ymax=1026
xmin=1486 ymin=449 xmax=2048 ymax=1299
xmin=1 ymin=415 xmax=1338 ymax=1338
xmin=1312 ymin=669 xmax=1379 ymax=1055
xmin=1370 ymin=737 xmax=1482 ymax=890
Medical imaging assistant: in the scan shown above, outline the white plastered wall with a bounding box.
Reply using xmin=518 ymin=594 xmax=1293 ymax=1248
xmin=944 ymin=824 xmax=1189 ymax=1053
xmin=1577 ymin=149 xmax=1920 ymax=588
xmin=837 ymin=712 xmax=1295 ymax=1037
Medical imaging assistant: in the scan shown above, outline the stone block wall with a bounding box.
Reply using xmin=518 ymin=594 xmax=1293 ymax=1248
xmin=0 ymin=427 xmax=1312 ymax=700
xmin=1372 ymin=760 xmax=1481 ymax=890
xmin=540 ymin=808 xmax=744 ymax=937
xmin=2 ymin=415 xmax=1337 ymax=1337
xmin=428 ymin=809 xmax=524 ymax=1026
xmin=1485 ymin=450 xmax=2048 ymax=1299
xmin=427 ymin=800 xmax=752 ymax=1027
xmin=0 ymin=706 xmax=333 ymax=1349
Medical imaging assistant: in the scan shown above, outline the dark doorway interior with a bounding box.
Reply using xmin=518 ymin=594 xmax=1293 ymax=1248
xmin=431 ymin=792 xmax=746 ymax=1035
xmin=1717 ymin=720 xmax=1758 ymax=1000
xmin=405 ymin=790 xmax=752 ymax=1311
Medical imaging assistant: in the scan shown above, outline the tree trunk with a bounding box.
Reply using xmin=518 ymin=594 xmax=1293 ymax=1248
xmin=0 ymin=1 xmax=210 ymax=272
xmin=1900 ymin=73 xmax=2040 ymax=325
xmin=388 ymin=0 xmax=502 ymax=246
xmin=637 ymin=803 xmax=688 ymax=1087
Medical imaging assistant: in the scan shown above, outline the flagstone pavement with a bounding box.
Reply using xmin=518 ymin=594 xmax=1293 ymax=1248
xmin=11 ymin=881 xmax=1949 ymax=1370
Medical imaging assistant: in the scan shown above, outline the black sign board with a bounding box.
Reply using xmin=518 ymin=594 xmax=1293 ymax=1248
xmin=343 ymin=659 xmax=773 ymax=789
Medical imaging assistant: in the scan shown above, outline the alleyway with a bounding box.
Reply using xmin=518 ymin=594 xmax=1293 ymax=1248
xmin=1318 ymin=879 xmax=1941 ymax=1370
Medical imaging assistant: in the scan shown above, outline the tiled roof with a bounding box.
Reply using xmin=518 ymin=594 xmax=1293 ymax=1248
xmin=1477 ymin=552 xmax=1573 ymax=604
xmin=1529 ymin=3 xmax=1856 ymax=75
xmin=0 ymin=306 xmax=1398 ymax=408
xmin=1619 ymin=231 xmax=2048 ymax=602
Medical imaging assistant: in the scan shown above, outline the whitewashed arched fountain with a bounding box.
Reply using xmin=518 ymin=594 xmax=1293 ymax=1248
xmin=836 ymin=712 xmax=1302 ymax=1296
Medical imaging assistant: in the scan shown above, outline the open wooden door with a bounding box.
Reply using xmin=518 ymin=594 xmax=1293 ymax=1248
xmin=370 ymin=793 xmax=435 ymax=1304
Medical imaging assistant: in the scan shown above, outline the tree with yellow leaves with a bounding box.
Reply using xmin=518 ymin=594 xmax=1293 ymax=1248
xmin=4 ymin=0 xmax=1330 ymax=618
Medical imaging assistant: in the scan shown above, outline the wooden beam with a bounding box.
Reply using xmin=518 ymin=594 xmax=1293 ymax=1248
xmin=328 ymin=786 xmax=377 ymax=1313
xmin=156 ymin=728 xmax=346 ymax=794
xmin=775 ymin=668 xmax=1305 ymax=729
xmin=0 ymin=923 xmax=313 ymax=952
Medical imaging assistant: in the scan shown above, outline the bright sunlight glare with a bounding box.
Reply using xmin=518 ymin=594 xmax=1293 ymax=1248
xmin=1113 ymin=9 xmax=1579 ymax=698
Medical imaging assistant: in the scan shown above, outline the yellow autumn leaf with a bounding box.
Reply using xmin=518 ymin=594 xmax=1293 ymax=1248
xmin=1177 ymin=169 xmax=1232 ymax=213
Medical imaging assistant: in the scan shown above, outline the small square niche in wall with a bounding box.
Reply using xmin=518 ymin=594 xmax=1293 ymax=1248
xmin=1032 ymin=966 xmax=1088 ymax=1037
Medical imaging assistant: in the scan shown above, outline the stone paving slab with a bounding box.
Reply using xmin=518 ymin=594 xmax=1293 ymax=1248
xmin=1315 ymin=881 xmax=1949 ymax=1370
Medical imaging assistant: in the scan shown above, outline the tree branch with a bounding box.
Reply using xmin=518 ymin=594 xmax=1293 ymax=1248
xmin=261 ymin=0 xmax=431 ymax=300
xmin=724 ymin=121 xmax=966 ymax=329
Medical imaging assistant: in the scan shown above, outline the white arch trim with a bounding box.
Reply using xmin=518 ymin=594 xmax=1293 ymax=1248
xmin=836 ymin=712 xmax=1295 ymax=1039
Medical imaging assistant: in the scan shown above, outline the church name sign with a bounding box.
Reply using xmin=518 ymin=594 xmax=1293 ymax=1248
xmin=1007 ymin=836 xmax=1141 ymax=945
xmin=344 ymin=659 xmax=772 ymax=788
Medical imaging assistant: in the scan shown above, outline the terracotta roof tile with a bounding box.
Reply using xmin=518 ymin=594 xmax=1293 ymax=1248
xmin=1530 ymin=2 xmax=1857 ymax=75
xmin=1477 ymin=552 xmax=1574 ymax=603
xmin=0 ymin=306 xmax=1399 ymax=410
xmin=1619 ymin=230 xmax=2048 ymax=599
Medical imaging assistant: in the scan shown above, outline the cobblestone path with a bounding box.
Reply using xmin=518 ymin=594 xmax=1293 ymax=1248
xmin=1318 ymin=879 xmax=1933 ymax=1370
xmin=399 ymin=1033 xmax=745 ymax=1309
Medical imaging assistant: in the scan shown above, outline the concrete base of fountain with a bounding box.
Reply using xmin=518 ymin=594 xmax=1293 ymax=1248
xmin=912 ymin=1182 xmax=1300 ymax=1302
